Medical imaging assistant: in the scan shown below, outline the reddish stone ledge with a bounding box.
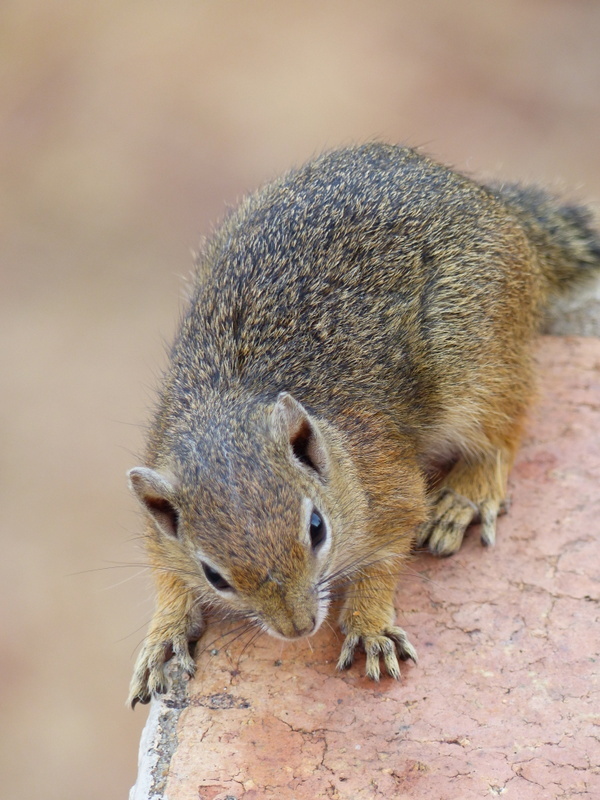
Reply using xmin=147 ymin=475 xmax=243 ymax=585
xmin=131 ymin=336 xmax=600 ymax=800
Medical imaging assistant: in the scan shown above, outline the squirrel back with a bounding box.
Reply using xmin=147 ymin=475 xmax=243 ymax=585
xmin=154 ymin=143 xmax=599 ymax=459
xmin=127 ymin=143 xmax=599 ymax=706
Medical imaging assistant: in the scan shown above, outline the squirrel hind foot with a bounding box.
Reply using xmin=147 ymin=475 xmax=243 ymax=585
xmin=416 ymin=488 xmax=502 ymax=557
xmin=416 ymin=446 xmax=513 ymax=556
xmin=415 ymin=488 xmax=482 ymax=557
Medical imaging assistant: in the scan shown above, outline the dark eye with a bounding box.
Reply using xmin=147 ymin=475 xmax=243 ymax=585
xmin=202 ymin=563 xmax=232 ymax=591
xmin=309 ymin=509 xmax=327 ymax=550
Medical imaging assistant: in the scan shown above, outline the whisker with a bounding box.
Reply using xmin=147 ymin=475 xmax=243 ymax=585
xmin=235 ymin=627 xmax=265 ymax=669
xmin=117 ymin=618 xmax=154 ymax=644
xmin=202 ymin=621 xmax=255 ymax=652
xmin=323 ymin=619 xmax=339 ymax=639
xmin=68 ymin=562 xmax=203 ymax=582
xmin=98 ymin=568 xmax=150 ymax=591
xmin=323 ymin=532 xmax=415 ymax=584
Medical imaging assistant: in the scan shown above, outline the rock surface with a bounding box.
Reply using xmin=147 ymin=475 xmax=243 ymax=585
xmin=131 ymin=336 xmax=600 ymax=800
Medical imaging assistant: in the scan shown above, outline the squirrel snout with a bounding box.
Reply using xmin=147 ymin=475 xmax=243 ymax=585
xmin=256 ymin=572 xmax=325 ymax=640
xmin=265 ymin=611 xmax=319 ymax=641
xmin=292 ymin=617 xmax=317 ymax=638
xmin=277 ymin=617 xmax=317 ymax=639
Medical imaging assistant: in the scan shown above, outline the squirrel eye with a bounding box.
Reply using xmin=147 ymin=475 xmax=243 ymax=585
xmin=309 ymin=509 xmax=327 ymax=550
xmin=202 ymin=563 xmax=232 ymax=591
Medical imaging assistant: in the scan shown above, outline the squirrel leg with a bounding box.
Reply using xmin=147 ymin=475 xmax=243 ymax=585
xmin=337 ymin=569 xmax=418 ymax=680
xmin=334 ymin=415 xmax=426 ymax=679
xmin=415 ymin=447 xmax=513 ymax=557
xmin=127 ymin=572 xmax=204 ymax=708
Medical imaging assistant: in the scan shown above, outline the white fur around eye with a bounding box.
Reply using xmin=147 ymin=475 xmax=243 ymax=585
xmin=301 ymin=497 xmax=313 ymax=545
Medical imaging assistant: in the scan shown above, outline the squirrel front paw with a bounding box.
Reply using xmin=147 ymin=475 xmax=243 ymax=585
xmin=337 ymin=625 xmax=418 ymax=681
xmin=128 ymin=628 xmax=198 ymax=709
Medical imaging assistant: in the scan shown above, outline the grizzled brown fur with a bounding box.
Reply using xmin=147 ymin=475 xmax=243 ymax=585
xmin=127 ymin=143 xmax=600 ymax=706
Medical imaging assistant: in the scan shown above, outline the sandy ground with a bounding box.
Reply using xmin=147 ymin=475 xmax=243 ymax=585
xmin=1 ymin=2 xmax=599 ymax=798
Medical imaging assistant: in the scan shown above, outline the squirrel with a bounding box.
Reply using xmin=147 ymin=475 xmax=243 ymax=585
xmin=127 ymin=142 xmax=600 ymax=707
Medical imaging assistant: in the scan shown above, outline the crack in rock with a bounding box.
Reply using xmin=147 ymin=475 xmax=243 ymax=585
xmin=165 ymin=692 xmax=251 ymax=710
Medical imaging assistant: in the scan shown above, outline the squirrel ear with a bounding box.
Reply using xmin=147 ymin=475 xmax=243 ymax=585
xmin=128 ymin=467 xmax=180 ymax=539
xmin=271 ymin=393 xmax=330 ymax=479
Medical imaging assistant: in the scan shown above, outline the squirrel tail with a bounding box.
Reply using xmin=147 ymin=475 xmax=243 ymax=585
xmin=487 ymin=181 xmax=600 ymax=300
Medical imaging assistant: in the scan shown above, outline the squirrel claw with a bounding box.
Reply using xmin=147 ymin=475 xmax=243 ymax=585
xmin=337 ymin=626 xmax=417 ymax=681
xmin=127 ymin=632 xmax=197 ymax=709
xmin=337 ymin=633 xmax=360 ymax=672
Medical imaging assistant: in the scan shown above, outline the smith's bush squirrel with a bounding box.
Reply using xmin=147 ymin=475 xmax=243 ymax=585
xmin=127 ymin=143 xmax=600 ymax=707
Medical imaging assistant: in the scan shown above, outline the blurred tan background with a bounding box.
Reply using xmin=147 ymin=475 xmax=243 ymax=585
xmin=1 ymin=1 xmax=599 ymax=797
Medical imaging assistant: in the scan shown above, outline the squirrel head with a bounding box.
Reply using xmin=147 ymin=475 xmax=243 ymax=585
xmin=128 ymin=393 xmax=366 ymax=640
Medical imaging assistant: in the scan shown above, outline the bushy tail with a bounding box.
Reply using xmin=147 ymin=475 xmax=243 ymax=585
xmin=487 ymin=181 xmax=600 ymax=297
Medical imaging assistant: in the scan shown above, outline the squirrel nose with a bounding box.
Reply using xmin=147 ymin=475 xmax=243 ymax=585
xmin=292 ymin=616 xmax=317 ymax=637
